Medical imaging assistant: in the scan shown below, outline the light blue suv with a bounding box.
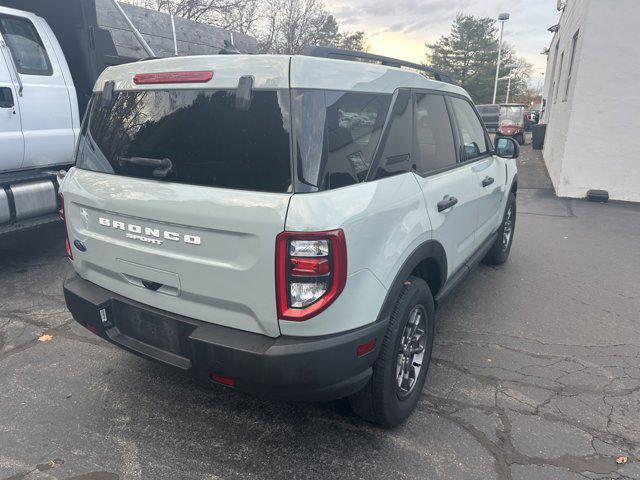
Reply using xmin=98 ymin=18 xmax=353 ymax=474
xmin=60 ymin=49 xmax=519 ymax=427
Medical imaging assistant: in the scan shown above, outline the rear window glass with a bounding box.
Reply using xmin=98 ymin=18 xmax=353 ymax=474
xmin=293 ymin=90 xmax=391 ymax=191
xmin=77 ymin=89 xmax=292 ymax=193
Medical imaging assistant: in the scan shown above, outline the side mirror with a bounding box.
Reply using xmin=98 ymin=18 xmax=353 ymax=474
xmin=0 ymin=87 xmax=14 ymax=109
xmin=495 ymin=137 xmax=519 ymax=159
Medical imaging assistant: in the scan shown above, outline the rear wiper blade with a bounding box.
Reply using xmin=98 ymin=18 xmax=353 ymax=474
xmin=118 ymin=156 xmax=173 ymax=178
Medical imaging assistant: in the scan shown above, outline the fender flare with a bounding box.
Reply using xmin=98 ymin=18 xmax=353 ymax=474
xmin=375 ymin=240 xmax=447 ymax=323
xmin=510 ymin=173 xmax=518 ymax=194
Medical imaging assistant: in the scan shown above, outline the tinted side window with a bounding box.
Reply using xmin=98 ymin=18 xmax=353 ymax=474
xmin=0 ymin=15 xmax=52 ymax=76
xmin=293 ymin=90 xmax=390 ymax=190
xmin=449 ymin=97 xmax=488 ymax=161
xmin=414 ymin=93 xmax=456 ymax=173
xmin=373 ymin=89 xmax=413 ymax=180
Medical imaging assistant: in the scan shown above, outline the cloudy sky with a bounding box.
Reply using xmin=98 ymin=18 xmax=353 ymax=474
xmin=325 ymin=0 xmax=561 ymax=82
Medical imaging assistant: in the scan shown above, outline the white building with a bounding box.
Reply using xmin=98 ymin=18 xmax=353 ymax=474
xmin=541 ymin=0 xmax=640 ymax=202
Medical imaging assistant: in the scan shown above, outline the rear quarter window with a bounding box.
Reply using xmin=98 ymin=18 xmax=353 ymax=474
xmin=293 ymin=90 xmax=391 ymax=191
xmin=372 ymin=89 xmax=413 ymax=180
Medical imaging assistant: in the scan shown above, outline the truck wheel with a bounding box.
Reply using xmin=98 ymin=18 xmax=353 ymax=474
xmin=483 ymin=192 xmax=516 ymax=265
xmin=349 ymin=276 xmax=434 ymax=427
xmin=517 ymin=133 xmax=525 ymax=145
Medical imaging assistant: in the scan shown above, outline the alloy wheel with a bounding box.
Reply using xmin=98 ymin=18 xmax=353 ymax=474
xmin=396 ymin=305 xmax=428 ymax=398
xmin=502 ymin=205 xmax=514 ymax=250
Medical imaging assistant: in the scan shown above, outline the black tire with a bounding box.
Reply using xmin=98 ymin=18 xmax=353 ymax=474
xmin=349 ymin=276 xmax=435 ymax=428
xmin=483 ymin=192 xmax=516 ymax=265
xmin=517 ymin=133 xmax=525 ymax=145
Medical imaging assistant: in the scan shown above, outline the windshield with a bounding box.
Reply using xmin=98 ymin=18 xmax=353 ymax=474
xmin=499 ymin=106 xmax=525 ymax=126
xmin=76 ymin=89 xmax=292 ymax=193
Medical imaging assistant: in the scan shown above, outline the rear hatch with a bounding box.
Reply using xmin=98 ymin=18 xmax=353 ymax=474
xmin=61 ymin=56 xmax=292 ymax=337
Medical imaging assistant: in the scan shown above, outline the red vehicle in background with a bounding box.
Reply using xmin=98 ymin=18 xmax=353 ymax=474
xmin=496 ymin=104 xmax=526 ymax=145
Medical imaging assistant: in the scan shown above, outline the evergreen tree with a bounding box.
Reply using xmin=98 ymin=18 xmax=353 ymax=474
xmin=426 ymin=14 xmax=531 ymax=104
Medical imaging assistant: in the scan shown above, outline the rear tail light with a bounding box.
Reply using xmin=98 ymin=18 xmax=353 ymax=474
xmin=133 ymin=71 xmax=213 ymax=85
xmin=276 ymin=230 xmax=347 ymax=321
xmin=58 ymin=193 xmax=73 ymax=260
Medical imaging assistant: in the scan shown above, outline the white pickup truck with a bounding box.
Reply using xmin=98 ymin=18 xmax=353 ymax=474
xmin=0 ymin=5 xmax=78 ymax=232
xmin=0 ymin=0 xmax=257 ymax=235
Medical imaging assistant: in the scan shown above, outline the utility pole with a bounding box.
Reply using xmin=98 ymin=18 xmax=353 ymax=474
xmin=492 ymin=12 xmax=510 ymax=104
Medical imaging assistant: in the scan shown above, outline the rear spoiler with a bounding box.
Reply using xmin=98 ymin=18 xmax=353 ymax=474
xmin=305 ymin=46 xmax=455 ymax=85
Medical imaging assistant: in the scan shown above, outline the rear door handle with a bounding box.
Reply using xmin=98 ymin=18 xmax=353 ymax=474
xmin=437 ymin=195 xmax=458 ymax=212
xmin=482 ymin=176 xmax=494 ymax=187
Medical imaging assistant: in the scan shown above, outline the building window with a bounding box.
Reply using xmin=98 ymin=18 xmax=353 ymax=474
xmin=548 ymin=41 xmax=560 ymax=106
xmin=554 ymin=51 xmax=564 ymax=104
xmin=564 ymin=30 xmax=579 ymax=101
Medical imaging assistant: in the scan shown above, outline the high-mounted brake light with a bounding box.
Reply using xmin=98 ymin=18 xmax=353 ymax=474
xmin=276 ymin=230 xmax=347 ymax=321
xmin=58 ymin=193 xmax=73 ymax=260
xmin=133 ymin=71 xmax=213 ymax=85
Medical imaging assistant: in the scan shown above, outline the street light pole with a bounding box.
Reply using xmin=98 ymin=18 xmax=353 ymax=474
xmin=492 ymin=12 xmax=510 ymax=104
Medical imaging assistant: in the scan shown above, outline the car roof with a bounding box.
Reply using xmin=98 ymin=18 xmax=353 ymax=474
xmin=94 ymin=54 xmax=470 ymax=98
xmin=290 ymin=56 xmax=467 ymax=96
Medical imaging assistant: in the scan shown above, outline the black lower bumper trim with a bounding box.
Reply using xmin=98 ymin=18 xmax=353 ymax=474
xmin=63 ymin=273 xmax=388 ymax=401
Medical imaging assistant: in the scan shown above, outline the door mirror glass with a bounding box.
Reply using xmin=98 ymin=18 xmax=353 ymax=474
xmin=0 ymin=87 xmax=14 ymax=108
xmin=495 ymin=137 xmax=519 ymax=159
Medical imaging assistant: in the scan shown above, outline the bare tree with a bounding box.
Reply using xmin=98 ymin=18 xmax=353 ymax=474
xmin=124 ymin=0 xmax=367 ymax=53
xmin=268 ymin=0 xmax=327 ymax=54
xmin=215 ymin=0 xmax=261 ymax=33
xmin=255 ymin=0 xmax=367 ymax=54
xmin=131 ymin=0 xmax=258 ymax=28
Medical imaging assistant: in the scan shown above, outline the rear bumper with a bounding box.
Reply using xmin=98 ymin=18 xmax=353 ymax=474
xmin=63 ymin=273 xmax=387 ymax=401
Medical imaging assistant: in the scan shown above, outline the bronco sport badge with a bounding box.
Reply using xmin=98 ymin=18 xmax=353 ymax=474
xmin=97 ymin=216 xmax=201 ymax=246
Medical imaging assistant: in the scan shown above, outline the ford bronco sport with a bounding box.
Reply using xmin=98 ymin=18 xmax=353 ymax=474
xmin=61 ymin=49 xmax=519 ymax=427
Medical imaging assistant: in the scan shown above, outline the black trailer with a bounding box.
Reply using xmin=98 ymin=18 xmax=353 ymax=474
xmin=0 ymin=0 xmax=257 ymax=113
xmin=477 ymin=104 xmax=500 ymax=133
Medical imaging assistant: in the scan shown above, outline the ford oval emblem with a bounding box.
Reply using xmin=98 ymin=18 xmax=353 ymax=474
xmin=73 ymin=240 xmax=87 ymax=252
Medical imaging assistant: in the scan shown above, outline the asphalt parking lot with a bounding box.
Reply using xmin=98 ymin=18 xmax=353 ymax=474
xmin=1 ymin=144 xmax=640 ymax=480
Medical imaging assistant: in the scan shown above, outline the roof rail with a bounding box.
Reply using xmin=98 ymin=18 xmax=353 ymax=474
xmin=305 ymin=46 xmax=455 ymax=84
